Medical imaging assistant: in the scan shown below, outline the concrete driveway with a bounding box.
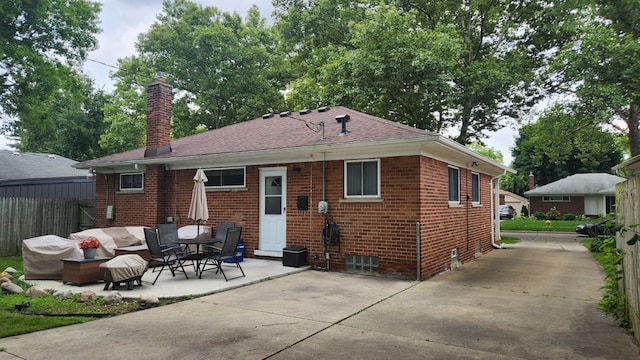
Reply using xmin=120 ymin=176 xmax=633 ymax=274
xmin=1 ymin=231 xmax=638 ymax=359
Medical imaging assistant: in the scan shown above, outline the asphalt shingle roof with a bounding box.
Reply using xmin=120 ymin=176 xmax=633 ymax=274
xmin=524 ymin=173 xmax=625 ymax=196
xmin=0 ymin=150 xmax=86 ymax=180
xmin=80 ymin=107 xmax=436 ymax=166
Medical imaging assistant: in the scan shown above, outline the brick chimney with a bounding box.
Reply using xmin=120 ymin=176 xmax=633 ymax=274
xmin=145 ymin=74 xmax=172 ymax=157
xmin=528 ymin=172 xmax=535 ymax=190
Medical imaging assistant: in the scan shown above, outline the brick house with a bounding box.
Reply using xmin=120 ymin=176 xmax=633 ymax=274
xmin=524 ymin=173 xmax=624 ymax=217
xmin=76 ymin=76 xmax=514 ymax=279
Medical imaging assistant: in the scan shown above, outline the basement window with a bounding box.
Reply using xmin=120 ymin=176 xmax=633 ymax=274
xmin=346 ymin=255 xmax=379 ymax=274
xmin=204 ymin=167 xmax=245 ymax=188
xmin=120 ymin=173 xmax=143 ymax=191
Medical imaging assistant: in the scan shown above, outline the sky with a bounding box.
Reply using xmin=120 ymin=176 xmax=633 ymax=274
xmin=2 ymin=0 xmax=518 ymax=165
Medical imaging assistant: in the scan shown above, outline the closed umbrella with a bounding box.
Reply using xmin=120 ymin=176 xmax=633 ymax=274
xmin=188 ymin=169 xmax=209 ymax=240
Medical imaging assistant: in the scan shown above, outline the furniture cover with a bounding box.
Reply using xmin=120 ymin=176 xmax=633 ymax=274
xmin=99 ymin=254 xmax=147 ymax=285
xmin=22 ymin=235 xmax=83 ymax=279
xmin=69 ymin=227 xmax=147 ymax=257
xmin=177 ymin=225 xmax=211 ymax=240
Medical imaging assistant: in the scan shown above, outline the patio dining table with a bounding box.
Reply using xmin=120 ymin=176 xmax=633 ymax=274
xmin=176 ymin=237 xmax=219 ymax=277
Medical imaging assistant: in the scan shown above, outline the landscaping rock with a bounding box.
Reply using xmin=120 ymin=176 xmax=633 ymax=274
xmin=104 ymin=292 xmax=123 ymax=304
xmin=0 ymin=277 xmax=11 ymax=285
xmin=1 ymin=282 xmax=23 ymax=294
xmin=4 ymin=267 xmax=17 ymax=274
xmin=79 ymin=290 xmax=97 ymax=302
xmin=53 ymin=290 xmax=75 ymax=299
xmin=26 ymin=286 xmax=50 ymax=298
xmin=139 ymin=294 xmax=160 ymax=308
xmin=0 ymin=271 xmax=8 ymax=278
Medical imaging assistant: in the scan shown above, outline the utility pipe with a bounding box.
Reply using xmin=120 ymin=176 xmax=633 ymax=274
xmin=490 ymin=170 xmax=507 ymax=249
xmin=416 ymin=222 xmax=421 ymax=281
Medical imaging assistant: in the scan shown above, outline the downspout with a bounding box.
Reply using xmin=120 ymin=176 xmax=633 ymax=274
xmin=416 ymin=222 xmax=421 ymax=281
xmin=491 ymin=170 xmax=507 ymax=249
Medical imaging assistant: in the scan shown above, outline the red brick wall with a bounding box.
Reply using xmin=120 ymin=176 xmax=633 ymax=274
xmin=419 ymin=158 xmax=493 ymax=278
xmin=146 ymin=78 xmax=172 ymax=150
xmin=93 ymin=155 xmax=496 ymax=279
xmin=529 ymin=196 xmax=584 ymax=217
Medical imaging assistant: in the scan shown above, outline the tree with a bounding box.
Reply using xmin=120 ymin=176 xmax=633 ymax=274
xmin=505 ymin=105 xmax=624 ymax=194
xmin=273 ymin=0 xmax=566 ymax=145
xmin=0 ymin=0 xmax=101 ymax=140
xmin=550 ymin=1 xmax=640 ymax=156
xmin=132 ymin=0 xmax=284 ymax=132
xmin=466 ymin=141 xmax=504 ymax=165
xmin=6 ymin=74 xmax=109 ymax=161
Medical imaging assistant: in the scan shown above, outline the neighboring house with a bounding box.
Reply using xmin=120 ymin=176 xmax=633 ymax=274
xmin=524 ymin=173 xmax=624 ymax=217
xmin=499 ymin=189 xmax=529 ymax=216
xmin=0 ymin=150 xmax=95 ymax=201
xmin=76 ymin=76 xmax=514 ymax=279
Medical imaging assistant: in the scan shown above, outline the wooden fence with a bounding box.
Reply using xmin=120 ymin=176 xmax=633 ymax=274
xmin=617 ymin=177 xmax=640 ymax=345
xmin=0 ymin=197 xmax=95 ymax=257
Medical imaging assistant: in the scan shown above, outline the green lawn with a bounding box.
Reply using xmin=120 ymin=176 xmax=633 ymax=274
xmin=500 ymin=218 xmax=584 ymax=232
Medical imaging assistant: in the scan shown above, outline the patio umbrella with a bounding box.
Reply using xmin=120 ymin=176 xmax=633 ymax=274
xmin=188 ymin=169 xmax=209 ymax=240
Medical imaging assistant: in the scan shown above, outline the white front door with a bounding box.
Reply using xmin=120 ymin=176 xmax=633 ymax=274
xmin=259 ymin=167 xmax=286 ymax=253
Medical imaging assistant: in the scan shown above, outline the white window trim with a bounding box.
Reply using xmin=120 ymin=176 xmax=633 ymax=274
xmin=204 ymin=166 xmax=246 ymax=189
xmin=344 ymin=159 xmax=381 ymax=199
xmin=543 ymin=195 xmax=571 ymax=202
xmin=471 ymin=172 xmax=480 ymax=204
xmin=119 ymin=172 xmax=144 ymax=191
xmin=448 ymin=166 xmax=460 ymax=204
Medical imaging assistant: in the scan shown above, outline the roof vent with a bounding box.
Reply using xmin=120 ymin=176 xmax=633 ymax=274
xmin=47 ymin=155 xmax=56 ymax=159
xmin=318 ymin=106 xmax=330 ymax=112
xmin=279 ymin=111 xmax=291 ymax=117
xmin=262 ymin=113 xmax=274 ymax=119
xmin=336 ymin=114 xmax=350 ymax=135
xmin=299 ymin=109 xmax=311 ymax=115
xmin=335 ymin=114 xmax=350 ymax=123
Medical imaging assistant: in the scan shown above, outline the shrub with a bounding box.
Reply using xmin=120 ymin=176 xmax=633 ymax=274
xmin=546 ymin=207 xmax=561 ymax=220
xmin=520 ymin=205 xmax=529 ymax=217
xmin=533 ymin=211 xmax=547 ymax=220
xmin=563 ymin=213 xmax=577 ymax=221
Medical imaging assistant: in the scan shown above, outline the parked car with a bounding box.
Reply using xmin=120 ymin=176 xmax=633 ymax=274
xmin=575 ymin=219 xmax=619 ymax=237
xmin=499 ymin=205 xmax=516 ymax=220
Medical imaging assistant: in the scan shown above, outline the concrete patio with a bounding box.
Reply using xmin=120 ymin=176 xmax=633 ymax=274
xmin=24 ymin=258 xmax=309 ymax=299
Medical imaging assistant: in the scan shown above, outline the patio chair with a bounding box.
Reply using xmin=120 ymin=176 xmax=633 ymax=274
xmin=159 ymin=223 xmax=205 ymax=273
xmin=212 ymin=222 xmax=235 ymax=247
xmin=199 ymin=227 xmax=245 ymax=281
xmin=144 ymin=228 xmax=189 ymax=285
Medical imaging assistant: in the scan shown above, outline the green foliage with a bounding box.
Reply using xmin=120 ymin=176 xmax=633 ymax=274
xmin=0 ymin=0 xmax=101 ymax=143
xmin=549 ymin=1 xmax=640 ymax=156
xmin=274 ymin=0 xmax=548 ymax=145
xmin=533 ymin=211 xmax=547 ymax=220
xmin=510 ymin=105 xmax=624 ymax=187
xmin=466 ymin=141 xmax=504 ymax=164
xmin=546 ymin=207 xmax=561 ymax=220
xmin=520 ymin=204 xmax=529 ymax=217
xmin=563 ymin=213 xmax=577 ymax=221
xmin=590 ymin=237 xmax=629 ymax=327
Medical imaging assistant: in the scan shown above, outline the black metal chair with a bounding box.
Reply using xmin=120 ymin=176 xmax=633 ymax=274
xmin=199 ymin=227 xmax=245 ymax=281
xmin=212 ymin=222 xmax=235 ymax=248
xmin=144 ymin=228 xmax=189 ymax=285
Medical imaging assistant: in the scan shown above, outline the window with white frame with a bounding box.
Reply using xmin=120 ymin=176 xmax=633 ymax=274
xmin=345 ymin=159 xmax=380 ymax=198
xmin=204 ymin=167 xmax=245 ymax=188
xmin=448 ymin=166 xmax=460 ymax=203
xmin=120 ymin=173 xmax=143 ymax=190
xmin=542 ymin=196 xmax=570 ymax=202
xmin=471 ymin=172 xmax=480 ymax=203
